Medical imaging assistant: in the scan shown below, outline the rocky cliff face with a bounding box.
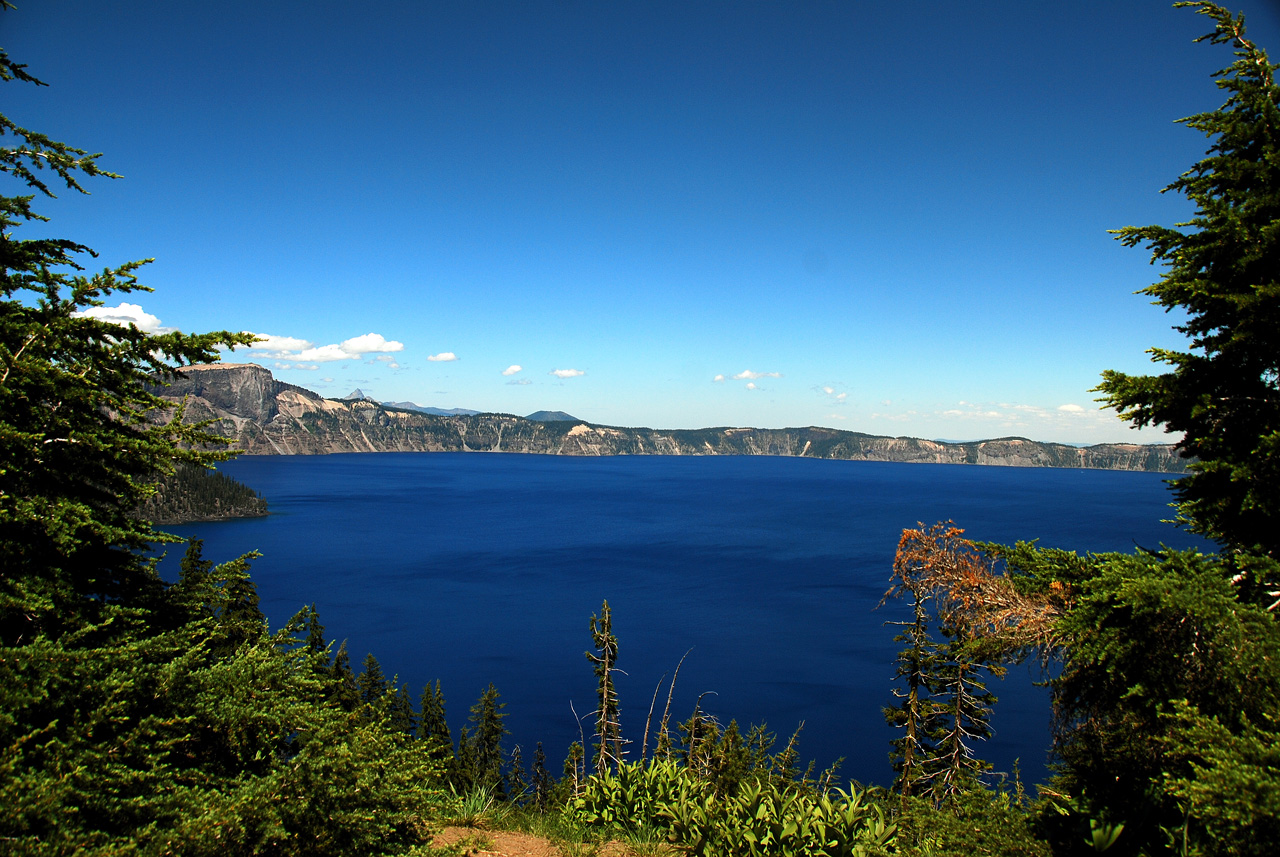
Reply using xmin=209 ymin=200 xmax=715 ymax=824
xmin=154 ymin=364 xmax=1189 ymax=473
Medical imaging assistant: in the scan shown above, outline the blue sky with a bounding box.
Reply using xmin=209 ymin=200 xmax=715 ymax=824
xmin=8 ymin=1 xmax=1280 ymax=443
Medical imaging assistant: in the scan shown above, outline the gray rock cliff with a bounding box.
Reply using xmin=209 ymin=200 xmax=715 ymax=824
xmin=153 ymin=364 xmax=1189 ymax=473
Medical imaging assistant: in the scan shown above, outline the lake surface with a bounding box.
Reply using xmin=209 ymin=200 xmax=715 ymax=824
xmin=164 ymin=453 xmax=1206 ymax=788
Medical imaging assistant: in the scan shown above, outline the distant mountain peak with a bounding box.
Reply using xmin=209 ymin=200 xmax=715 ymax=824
xmin=526 ymin=410 xmax=579 ymax=422
xmin=383 ymin=401 xmax=480 ymax=416
xmin=342 ymin=388 xmax=371 ymax=401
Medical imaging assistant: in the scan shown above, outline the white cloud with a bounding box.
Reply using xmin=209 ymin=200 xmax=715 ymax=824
xmin=342 ymin=333 xmax=404 ymax=355
xmin=256 ymin=331 xmax=406 ymax=363
xmin=507 ymin=378 xmax=532 ymax=386
xmin=275 ymin=362 xmax=320 ymax=371
xmin=294 ymin=344 xmax=353 ymax=362
xmin=732 ymin=370 xmax=781 ymax=381
xmin=550 ymin=368 xmax=585 ymax=378
xmin=822 ymin=386 xmax=835 ymax=395
xmin=502 ymin=364 xmax=523 ymax=376
xmin=321 ymin=377 xmax=334 ymax=383
xmin=73 ymin=302 xmax=170 ymax=334
xmin=746 ymin=382 xmax=758 ymax=390
xmin=238 ymin=333 xmax=313 ymax=353
xmin=713 ymin=374 xmax=726 ymax=382
xmin=428 ymin=352 xmax=458 ymax=362
xmin=1057 ymin=403 xmax=1086 ymax=412
xmin=836 ymin=392 xmax=848 ymax=401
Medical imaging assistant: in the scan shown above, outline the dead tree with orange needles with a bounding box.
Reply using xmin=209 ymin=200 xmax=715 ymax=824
xmin=881 ymin=522 xmax=1065 ymax=800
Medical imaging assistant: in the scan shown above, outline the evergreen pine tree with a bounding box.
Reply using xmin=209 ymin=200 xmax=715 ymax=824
xmin=303 ymin=603 xmax=329 ymax=666
xmin=923 ymin=634 xmax=1003 ymax=801
xmin=883 ymin=584 xmax=946 ymax=798
xmin=357 ymin=652 xmax=389 ymax=705
xmin=1095 ymin=1 xmax=1280 ymax=560
xmin=331 ymin=640 xmax=361 ymax=710
xmin=419 ymin=680 xmax=454 ymax=768
xmin=586 ymin=599 xmax=624 ymax=773
xmin=532 ymin=742 xmax=552 ymax=810
xmin=465 ymin=683 xmax=509 ymax=795
xmin=388 ymin=683 xmax=416 ymax=737
xmin=563 ymin=741 xmax=585 ymax=798
xmin=506 ymin=744 xmax=526 ymax=804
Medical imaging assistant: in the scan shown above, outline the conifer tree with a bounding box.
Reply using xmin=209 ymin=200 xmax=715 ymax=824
xmin=506 ymin=744 xmax=526 ymax=803
xmin=563 ymin=741 xmax=585 ymax=798
xmin=389 ymin=683 xmax=416 ymax=737
xmin=586 ymin=599 xmax=624 ymax=773
xmin=1096 ymin=1 xmax=1280 ymax=560
xmin=303 ymin=603 xmax=329 ymax=666
xmin=459 ymin=683 xmax=508 ymax=794
xmin=883 ymin=585 xmax=946 ymax=799
xmin=419 ymin=680 xmax=454 ymax=768
xmin=331 ymin=640 xmax=362 ymax=710
xmin=532 ymin=742 xmax=552 ymax=810
xmin=357 ymin=653 xmax=389 ymax=705
xmin=923 ymin=634 xmax=1003 ymax=801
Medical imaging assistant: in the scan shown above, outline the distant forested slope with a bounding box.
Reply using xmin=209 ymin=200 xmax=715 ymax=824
xmin=138 ymin=462 xmax=268 ymax=524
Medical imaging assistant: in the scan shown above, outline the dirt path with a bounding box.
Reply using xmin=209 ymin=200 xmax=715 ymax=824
xmin=434 ymin=826 xmax=565 ymax=857
xmin=432 ymin=826 xmax=660 ymax=857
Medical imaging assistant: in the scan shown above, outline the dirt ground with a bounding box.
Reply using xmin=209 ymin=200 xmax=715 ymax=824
xmin=432 ymin=826 xmax=659 ymax=857
xmin=433 ymin=826 xmax=565 ymax=857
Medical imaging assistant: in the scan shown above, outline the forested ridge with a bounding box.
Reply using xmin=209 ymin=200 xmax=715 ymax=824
xmin=2 ymin=3 xmax=1278 ymax=856
xmin=137 ymin=462 xmax=267 ymax=524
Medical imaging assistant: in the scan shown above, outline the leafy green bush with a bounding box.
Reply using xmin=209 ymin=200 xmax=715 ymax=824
xmin=573 ymin=760 xmax=895 ymax=857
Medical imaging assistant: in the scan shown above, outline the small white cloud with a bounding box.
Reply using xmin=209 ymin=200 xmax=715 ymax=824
xmin=507 ymin=378 xmax=533 ymax=386
xmin=321 ymin=377 xmax=334 ymax=383
xmin=836 ymin=392 xmax=848 ymax=401
xmin=275 ymin=362 xmax=320 ymax=371
xmin=74 ymin=302 xmax=170 ymax=334
xmin=713 ymin=374 xmax=726 ymax=382
xmin=342 ymin=332 xmax=404 ymax=355
xmin=294 ymin=343 xmax=353 ymax=362
xmin=1058 ymin=403 xmax=1086 ymax=412
xmin=746 ymin=382 xmax=758 ymax=390
xmin=822 ymin=386 xmax=835 ymax=395
xmin=732 ymin=370 xmax=781 ymax=381
xmin=238 ymin=333 xmax=313 ymax=353
xmin=550 ymin=368 xmax=585 ymax=378
xmin=502 ymin=364 xmax=523 ymax=376
xmin=428 ymin=352 xmax=458 ymax=362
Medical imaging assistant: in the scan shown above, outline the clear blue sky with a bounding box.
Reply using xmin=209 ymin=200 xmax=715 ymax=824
xmin=8 ymin=1 xmax=1279 ymax=443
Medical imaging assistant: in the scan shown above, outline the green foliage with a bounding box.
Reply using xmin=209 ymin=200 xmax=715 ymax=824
xmin=574 ymin=759 xmax=895 ymax=857
xmin=1095 ymin=1 xmax=1280 ymax=559
xmin=0 ymin=583 xmax=443 ymax=855
xmin=1040 ymin=547 xmax=1280 ymax=855
xmin=138 ymin=461 xmax=268 ymax=524
xmin=891 ymin=788 xmax=1049 ymax=857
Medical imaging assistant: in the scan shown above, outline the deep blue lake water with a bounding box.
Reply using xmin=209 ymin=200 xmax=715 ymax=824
xmin=164 ymin=453 xmax=1206 ymax=788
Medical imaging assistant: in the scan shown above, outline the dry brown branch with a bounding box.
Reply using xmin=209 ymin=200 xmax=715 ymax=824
xmin=886 ymin=521 xmax=1069 ymax=653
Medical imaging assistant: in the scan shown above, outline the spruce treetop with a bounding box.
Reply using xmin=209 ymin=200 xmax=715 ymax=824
xmin=1096 ymin=1 xmax=1280 ymax=557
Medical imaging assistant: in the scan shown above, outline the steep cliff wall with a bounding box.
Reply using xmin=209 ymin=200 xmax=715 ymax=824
xmin=153 ymin=364 xmax=1189 ymax=473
